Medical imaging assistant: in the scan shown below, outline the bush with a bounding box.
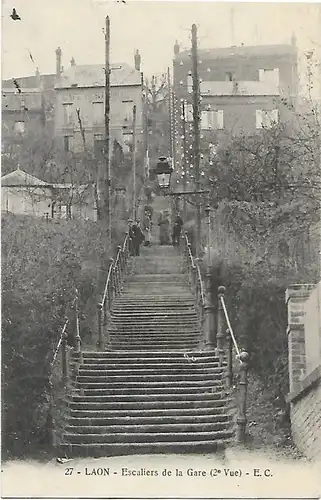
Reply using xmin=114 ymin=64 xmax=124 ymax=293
xmin=1 ymin=213 xmax=127 ymax=458
xmin=205 ymin=210 xmax=319 ymax=412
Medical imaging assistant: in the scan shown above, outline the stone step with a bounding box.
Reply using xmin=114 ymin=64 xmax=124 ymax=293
xmin=125 ymin=274 xmax=187 ymax=281
xmin=80 ymin=355 xmax=218 ymax=365
xmin=71 ymin=392 xmax=225 ymax=403
xmin=78 ymin=351 xmax=220 ymax=360
xmin=79 ymin=360 xmax=220 ymax=369
xmin=69 ymin=399 xmax=228 ymax=412
xmin=109 ymin=317 xmax=199 ymax=323
xmin=63 ymin=429 xmax=233 ymax=445
xmin=77 ymin=372 xmax=223 ymax=383
xmin=65 ymin=421 xmax=229 ymax=435
xmin=74 ymin=385 xmax=223 ymax=396
xmin=67 ymin=413 xmax=230 ymax=427
xmin=78 ymin=366 xmax=221 ymax=377
xmin=69 ymin=406 xmax=228 ymax=419
xmin=108 ymin=343 xmax=200 ymax=351
xmin=59 ymin=439 xmax=227 ymax=457
xmin=110 ymin=311 xmax=197 ymax=317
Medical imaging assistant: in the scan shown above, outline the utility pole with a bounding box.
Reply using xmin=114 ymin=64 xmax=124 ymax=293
xmin=191 ymin=22 xmax=201 ymax=255
xmin=132 ymin=104 xmax=137 ymax=220
xmin=167 ymin=68 xmax=173 ymax=158
xmin=181 ymin=99 xmax=187 ymax=219
xmin=142 ymin=73 xmax=149 ymax=180
xmin=104 ymin=15 xmax=111 ymax=236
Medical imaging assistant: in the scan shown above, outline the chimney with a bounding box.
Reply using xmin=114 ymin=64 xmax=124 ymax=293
xmin=291 ymin=32 xmax=297 ymax=47
xmin=174 ymin=40 xmax=180 ymax=55
xmin=134 ymin=49 xmax=141 ymax=71
xmin=71 ymin=57 xmax=76 ymax=67
xmin=55 ymin=47 xmax=62 ymax=77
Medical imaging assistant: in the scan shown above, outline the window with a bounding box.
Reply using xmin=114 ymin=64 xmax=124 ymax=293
xmin=187 ymin=75 xmax=193 ymax=94
xmin=92 ymin=102 xmax=104 ymax=125
xmin=256 ymin=109 xmax=279 ymax=129
xmin=258 ymin=68 xmax=279 ymax=86
xmin=201 ymin=110 xmax=224 ymax=130
xmin=14 ymin=121 xmax=25 ymax=134
xmin=122 ymin=100 xmax=134 ymax=123
xmin=94 ymin=134 xmax=104 ymax=157
xmin=63 ymin=103 xmax=73 ymax=126
xmin=64 ymin=135 xmax=73 ymax=152
xmin=185 ymin=104 xmax=193 ymax=122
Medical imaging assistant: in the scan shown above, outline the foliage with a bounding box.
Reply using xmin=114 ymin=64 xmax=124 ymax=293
xmin=1 ymin=213 xmax=127 ymax=458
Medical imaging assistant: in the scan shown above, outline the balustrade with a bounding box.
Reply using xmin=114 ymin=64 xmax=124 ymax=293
xmin=182 ymin=232 xmax=249 ymax=443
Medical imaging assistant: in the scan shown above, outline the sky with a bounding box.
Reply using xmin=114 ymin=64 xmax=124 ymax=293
xmin=1 ymin=1 xmax=321 ymax=95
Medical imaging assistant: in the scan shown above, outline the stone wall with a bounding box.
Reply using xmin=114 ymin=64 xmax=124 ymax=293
xmin=286 ymin=283 xmax=321 ymax=461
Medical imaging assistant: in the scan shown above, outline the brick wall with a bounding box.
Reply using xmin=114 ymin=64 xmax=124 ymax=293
xmin=287 ymin=369 xmax=321 ymax=461
xmin=286 ymin=283 xmax=321 ymax=461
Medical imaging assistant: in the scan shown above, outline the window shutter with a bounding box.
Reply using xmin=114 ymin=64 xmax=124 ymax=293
xmin=271 ymin=109 xmax=279 ymax=123
xmin=216 ymin=110 xmax=224 ymax=129
xmin=186 ymin=104 xmax=193 ymax=122
xmin=187 ymin=75 xmax=193 ymax=94
xmin=92 ymin=102 xmax=104 ymax=124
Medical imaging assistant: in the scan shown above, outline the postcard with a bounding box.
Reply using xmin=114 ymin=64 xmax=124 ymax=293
xmin=1 ymin=1 xmax=321 ymax=499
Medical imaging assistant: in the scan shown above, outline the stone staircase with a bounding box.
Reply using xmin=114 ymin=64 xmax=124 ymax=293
xmin=60 ymin=198 xmax=233 ymax=457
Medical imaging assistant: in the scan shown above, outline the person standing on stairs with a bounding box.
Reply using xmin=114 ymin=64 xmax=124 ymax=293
xmin=130 ymin=220 xmax=144 ymax=256
xmin=158 ymin=210 xmax=170 ymax=245
xmin=142 ymin=210 xmax=152 ymax=247
xmin=172 ymin=212 xmax=184 ymax=247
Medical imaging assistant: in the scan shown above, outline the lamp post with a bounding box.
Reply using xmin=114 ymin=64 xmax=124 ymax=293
xmin=203 ymin=205 xmax=215 ymax=350
xmin=155 ymin=156 xmax=174 ymax=190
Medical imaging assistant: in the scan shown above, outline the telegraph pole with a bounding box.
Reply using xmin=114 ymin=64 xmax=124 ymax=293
xmin=104 ymin=15 xmax=111 ymax=235
xmin=167 ymin=68 xmax=173 ymax=158
xmin=191 ymin=23 xmax=201 ymax=255
xmin=132 ymin=104 xmax=137 ymax=220
xmin=181 ymin=99 xmax=187 ymax=219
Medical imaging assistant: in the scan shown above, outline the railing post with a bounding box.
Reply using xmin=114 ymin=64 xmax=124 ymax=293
xmin=204 ymin=269 xmax=215 ymax=350
xmin=226 ymin=328 xmax=233 ymax=388
xmin=97 ymin=299 xmax=104 ymax=351
xmin=216 ymin=286 xmax=226 ymax=364
xmin=61 ymin=332 xmax=68 ymax=384
xmin=74 ymin=289 xmax=81 ymax=356
xmin=236 ymin=351 xmax=249 ymax=443
xmin=108 ymin=258 xmax=114 ymax=309
xmin=191 ymin=264 xmax=197 ymax=292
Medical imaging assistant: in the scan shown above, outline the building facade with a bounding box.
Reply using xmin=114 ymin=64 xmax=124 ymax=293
xmin=2 ymin=71 xmax=56 ymax=151
xmin=286 ymin=283 xmax=321 ymax=461
xmin=1 ymin=168 xmax=96 ymax=221
xmin=173 ymin=38 xmax=298 ymax=139
xmin=54 ymin=50 xmax=143 ymax=155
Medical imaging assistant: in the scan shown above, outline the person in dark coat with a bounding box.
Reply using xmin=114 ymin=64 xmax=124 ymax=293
xmin=130 ymin=220 xmax=144 ymax=256
xmin=172 ymin=213 xmax=183 ymax=247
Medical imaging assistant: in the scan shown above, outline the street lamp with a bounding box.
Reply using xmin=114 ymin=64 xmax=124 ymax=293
xmin=155 ymin=156 xmax=173 ymax=189
xmin=203 ymin=203 xmax=215 ymax=350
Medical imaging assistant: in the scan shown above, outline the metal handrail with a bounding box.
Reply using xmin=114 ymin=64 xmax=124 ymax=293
xmin=122 ymin=233 xmax=129 ymax=252
xmin=51 ymin=320 xmax=69 ymax=366
xmin=184 ymin=233 xmax=205 ymax=306
xmin=196 ymin=264 xmax=205 ymax=305
xmin=102 ymin=260 xmax=114 ymax=306
xmin=220 ymin=295 xmax=242 ymax=361
xmin=51 ymin=295 xmax=77 ymax=367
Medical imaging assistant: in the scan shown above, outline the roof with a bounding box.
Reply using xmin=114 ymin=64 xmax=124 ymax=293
xmin=55 ymin=63 xmax=141 ymax=89
xmin=1 ymin=168 xmax=50 ymax=187
xmin=2 ymin=74 xmax=56 ymax=90
xmin=177 ymin=43 xmax=297 ymax=61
